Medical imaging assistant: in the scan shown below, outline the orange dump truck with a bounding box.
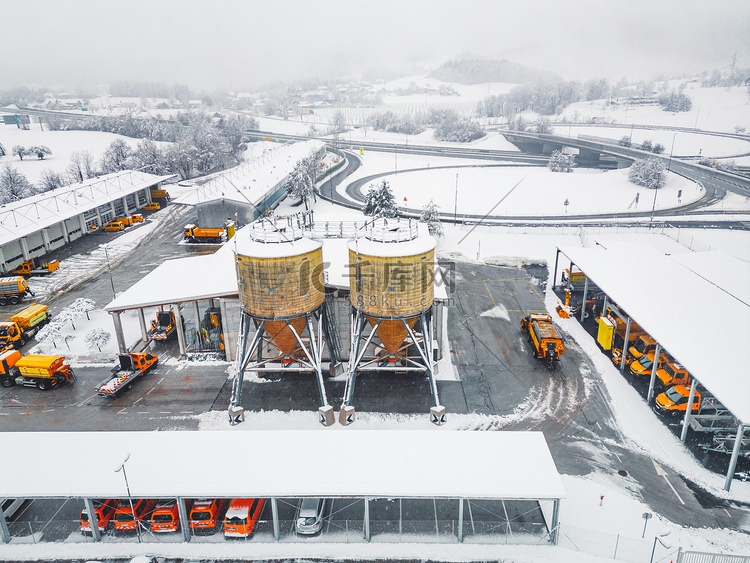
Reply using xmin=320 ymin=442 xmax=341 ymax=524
xmin=520 ymin=314 xmax=565 ymax=366
xmin=183 ymin=221 xmax=236 ymax=244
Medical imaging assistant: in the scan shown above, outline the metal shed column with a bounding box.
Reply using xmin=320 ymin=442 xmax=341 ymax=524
xmin=220 ymin=298 xmax=232 ymax=361
xmin=580 ymin=276 xmax=589 ymax=322
xmin=680 ymin=379 xmax=698 ymax=442
xmin=112 ymin=311 xmax=127 ymax=353
xmin=177 ymin=497 xmax=191 ymax=542
xmin=192 ymin=301 xmax=201 ymax=350
xmin=457 ymin=499 xmax=464 ymax=542
xmin=553 ymin=249 xmax=560 ymax=289
xmin=0 ymin=503 xmax=10 ymax=543
xmin=83 ymin=498 xmax=101 ymax=542
xmin=271 ymin=498 xmax=280 ymax=541
xmin=550 ymin=499 xmax=561 ymax=544
xmin=620 ymin=317 xmax=631 ymax=374
xmin=364 ymin=497 xmax=371 ymax=541
xmin=724 ymin=424 xmax=746 ymax=491
xmin=20 ymin=238 xmax=30 ymax=261
xmin=647 ymin=344 xmax=662 ymax=403
xmin=172 ymin=304 xmax=186 ymax=357
xmin=138 ymin=309 xmax=148 ymax=343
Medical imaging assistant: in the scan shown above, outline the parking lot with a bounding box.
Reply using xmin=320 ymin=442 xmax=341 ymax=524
xmin=4 ymin=496 xmax=548 ymax=545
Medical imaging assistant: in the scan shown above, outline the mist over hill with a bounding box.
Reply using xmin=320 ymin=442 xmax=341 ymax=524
xmin=430 ymin=58 xmax=561 ymax=85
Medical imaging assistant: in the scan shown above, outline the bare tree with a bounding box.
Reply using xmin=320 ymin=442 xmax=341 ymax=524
xmin=38 ymin=169 xmax=65 ymax=192
xmin=0 ymin=164 xmax=33 ymax=203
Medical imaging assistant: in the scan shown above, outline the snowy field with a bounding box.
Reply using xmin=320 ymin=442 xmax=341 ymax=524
xmin=360 ymin=156 xmax=701 ymax=217
xmin=0 ymin=124 xmax=147 ymax=184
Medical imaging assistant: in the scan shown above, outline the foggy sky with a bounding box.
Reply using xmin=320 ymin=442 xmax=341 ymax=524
xmin=1 ymin=0 xmax=749 ymax=92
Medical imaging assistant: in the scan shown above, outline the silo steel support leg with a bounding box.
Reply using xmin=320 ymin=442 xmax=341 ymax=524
xmin=340 ymin=312 xmax=373 ymax=425
xmin=289 ymin=318 xmax=326 ymax=407
xmin=229 ymin=313 xmax=265 ymax=424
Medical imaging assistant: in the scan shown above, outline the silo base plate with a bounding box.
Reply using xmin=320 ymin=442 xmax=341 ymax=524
xmin=430 ymin=406 xmax=447 ymax=426
xmin=228 ymin=406 xmax=245 ymax=425
xmin=339 ymin=406 xmax=356 ymax=426
xmin=319 ymin=405 xmax=335 ymax=427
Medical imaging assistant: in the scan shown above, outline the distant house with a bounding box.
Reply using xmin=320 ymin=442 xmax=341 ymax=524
xmin=156 ymin=101 xmax=170 ymax=110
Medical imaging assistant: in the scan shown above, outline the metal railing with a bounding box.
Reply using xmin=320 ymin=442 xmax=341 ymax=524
xmin=677 ymin=550 xmax=750 ymax=563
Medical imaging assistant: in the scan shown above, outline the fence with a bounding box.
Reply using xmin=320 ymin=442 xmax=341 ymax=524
xmin=5 ymin=519 xmax=549 ymax=546
xmin=558 ymin=522 xmax=679 ymax=563
xmin=677 ymin=550 xmax=750 ymax=563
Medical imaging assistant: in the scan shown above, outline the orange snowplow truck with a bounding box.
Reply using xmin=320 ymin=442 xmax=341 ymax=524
xmin=0 ymin=351 xmax=75 ymax=390
xmin=183 ymin=221 xmax=236 ymax=244
xmin=0 ymin=303 xmax=51 ymax=348
xmin=0 ymin=276 xmax=34 ymax=306
xmin=520 ymin=314 xmax=565 ymax=366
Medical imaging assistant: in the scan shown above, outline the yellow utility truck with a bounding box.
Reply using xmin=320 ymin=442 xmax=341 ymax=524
xmin=520 ymin=313 xmax=565 ymax=367
xmin=0 ymin=303 xmax=51 ymax=348
xmin=0 ymin=276 xmax=34 ymax=306
xmin=0 ymin=350 xmax=75 ymax=390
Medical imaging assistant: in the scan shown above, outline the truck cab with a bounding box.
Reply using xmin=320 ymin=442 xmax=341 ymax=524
xmin=628 ymin=335 xmax=657 ymax=363
xmin=654 ymin=385 xmax=701 ymax=416
xmin=656 ymin=361 xmax=690 ymax=388
xmin=630 ymin=350 xmax=665 ymax=377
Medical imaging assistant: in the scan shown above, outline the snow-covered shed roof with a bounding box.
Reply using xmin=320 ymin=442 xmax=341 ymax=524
xmin=0 ymin=170 xmax=174 ymax=247
xmin=559 ymin=244 xmax=750 ymax=425
xmin=172 ymin=140 xmax=324 ymax=208
xmin=105 ymin=249 xmax=238 ymax=312
xmin=0 ymin=430 xmax=564 ymax=500
xmin=106 ymin=224 xmax=447 ymax=313
xmin=672 ymin=250 xmax=750 ymax=308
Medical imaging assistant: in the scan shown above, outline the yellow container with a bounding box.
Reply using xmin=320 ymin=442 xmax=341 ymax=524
xmin=597 ymin=316 xmax=614 ymax=350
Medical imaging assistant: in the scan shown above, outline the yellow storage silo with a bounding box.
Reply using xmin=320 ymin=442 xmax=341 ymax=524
xmin=340 ymin=217 xmax=444 ymax=426
xmin=229 ymin=217 xmax=335 ymax=427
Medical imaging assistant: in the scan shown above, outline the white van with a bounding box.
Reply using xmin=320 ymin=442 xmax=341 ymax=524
xmin=295 ymin=498 xmax=326 ymax=535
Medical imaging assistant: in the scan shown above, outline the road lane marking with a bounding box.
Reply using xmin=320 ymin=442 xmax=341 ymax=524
xmin=137 ymin=411 xmax=149 ymax=414
xmin=133 ymin=398 xmax=142 ymax=405
xmin=595 ymin=421 xmax=602 ymax=431
xmin=158 ymin=377 xmax=165 ymax=385
xmin=117 ymin=408 xmax=127 ymax=414
xmin=180 ymin=411 xmax=193 ymax=414
xmin=146 ymin=387 xmax=156 ymax=395
xmin=652 ymin=460 xmax=685 ymax=505
xmin=483 ymin=280 xmax=498 ymax=307
xmin=613 ymin=451 xmax=622 ymax=463
xmin=159 ymin=411 xmax=171 ymax=414
xmin=42 ymin=408 xmax=55 ymax=413
xmin=0 ymin=413 xmax=8 ymax=416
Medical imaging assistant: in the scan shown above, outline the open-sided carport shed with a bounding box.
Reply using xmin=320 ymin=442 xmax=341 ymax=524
xmin=104 ymin=245 xmax=239 ymax=359
xmin=554 ymin=244 xmax=750 ymax=490
xmin=0 ymin=430 xmax=564 ymax=545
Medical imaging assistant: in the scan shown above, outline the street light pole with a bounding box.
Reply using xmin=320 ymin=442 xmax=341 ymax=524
xmin=115 ymin=453 xmax=141 ymax=543
xmin=104 ymin=244 xmax=116 ymax=299
xmin=454 ymin=173 xmax=459 ymax=223
xmin=650 ymin=132 xmax=677 ymax=227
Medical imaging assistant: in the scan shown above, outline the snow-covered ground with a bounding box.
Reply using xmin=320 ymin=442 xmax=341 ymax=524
xmin=4 ymin=81 xmax=750 ymax=559
xmin=0 ymin=124 xmax=151 ymax=184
